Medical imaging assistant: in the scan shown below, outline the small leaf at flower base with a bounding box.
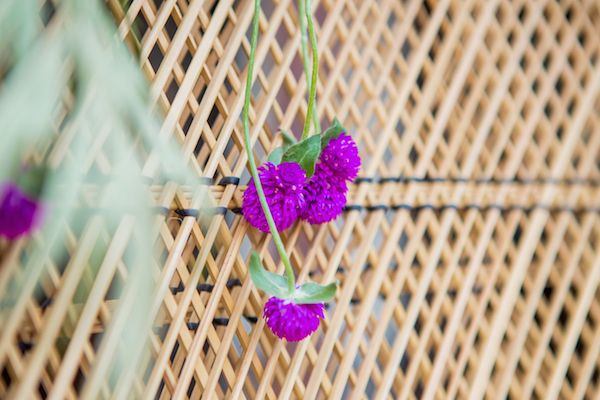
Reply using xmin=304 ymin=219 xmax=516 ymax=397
xmin=267 ymin=131 xmax=298 ymax=165
xmin=293 ymin=281 xmax=338 ymax=304
xmin=280 ymin=130 xmax=298 ymax=147
xmin=281 ymin=135 xmax=321 ymax=177
xmin=320 ymin=117 xmax=345 ymax=148
xmin=267 ymin=146 xmax=284 ymax=164
xmin=249 ymin=251 xmax=290 ymax=298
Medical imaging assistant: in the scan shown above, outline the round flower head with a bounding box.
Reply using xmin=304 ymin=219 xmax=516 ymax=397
xmin=242 ymin=162 xmax=306 ymax=233
xmin=0 ymin=182 xmax=43 ymax=240
xmin=300 ymin=163 xmax=348 ymax=224
xmin=263 ymin=296 xmax=325 ymax=341
xmin=320 ymin=133 xmax=361 ymax=181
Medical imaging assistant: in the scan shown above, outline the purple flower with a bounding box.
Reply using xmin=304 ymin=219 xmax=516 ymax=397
xmin=300 ymin=163 xmax=348 ymax=224
xmin=0 ymin=182 xmax=43 ymax=240
xmin=242 ymin=162 xmax=306 ymax=233
xmin=263 ymin=296 xmax=325 ymax=341
xmin=299 ymin=133 xmax=360 ymax=224
xmin=320 ymin=133 xmax=361 ymax=181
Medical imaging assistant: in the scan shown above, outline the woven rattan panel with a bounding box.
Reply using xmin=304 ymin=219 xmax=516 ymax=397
xmin=3 ymin=0 xmax=600 ymax=399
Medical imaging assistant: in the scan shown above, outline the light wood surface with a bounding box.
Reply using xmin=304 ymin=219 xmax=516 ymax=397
xmin=1 ymin=0 xmax=600 ymax=398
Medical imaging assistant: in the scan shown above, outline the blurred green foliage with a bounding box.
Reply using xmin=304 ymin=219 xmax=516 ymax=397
xmin=0 ymin=0 xmax=207 ymax=396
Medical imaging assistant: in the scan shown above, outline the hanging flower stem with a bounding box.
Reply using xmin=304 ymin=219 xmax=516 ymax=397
xmin=301 ymin=0 xmax=319 ymax=140
xmin=298 ymin=0 xmax=319 ymax=135
xmin=243 ymin=0 xmax=295 ymax=295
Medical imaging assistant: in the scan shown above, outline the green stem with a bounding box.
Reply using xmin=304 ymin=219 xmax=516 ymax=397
xmin=301 ymin=0 xmax=319 ymax=140
xmin=244 ymin=0 xmax=295 ymax=295
xmin=298 ymin=0 xmax=319 ymax=135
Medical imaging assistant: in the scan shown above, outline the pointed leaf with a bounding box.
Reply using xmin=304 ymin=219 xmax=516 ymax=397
xmin=267 ymin=146 xmax=284 ymax=164
xmin=249 ymin=251 xmax=290 ymax=298
xmin=281 ymin=135 xmax=321 ymax=177
xmin=293 ymin=281 xmax=337 ymax=304
xmin=320 ymin=118 xmax=345 ymax=148
xmin=267 ymin=130 xmax=297 ymax=164
xmin=280 ymin=130 xmax=297 ymax=147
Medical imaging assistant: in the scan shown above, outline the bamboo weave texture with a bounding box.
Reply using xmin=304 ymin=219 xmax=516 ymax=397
xmin=3 ymin=0 xmax=600 ymax=399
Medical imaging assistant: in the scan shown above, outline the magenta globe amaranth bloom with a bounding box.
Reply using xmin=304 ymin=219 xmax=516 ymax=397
xmin=300 ymin=163 xmax=348 ymax=224
xmin=301 ymin=133 xmax=361 ymax=225
xmin=320 ymin=133 xmax=361 ymax=181
xmin=0 ymin=182 xmax=43 ymax=240
xmin=242 ymin=162 xmax=306 ymax=233
xmin=263 ymin=296 xmax=325 ymax=341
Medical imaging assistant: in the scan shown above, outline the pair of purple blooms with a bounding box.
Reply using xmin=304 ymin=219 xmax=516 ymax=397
xmin=242 ymin=133 xmax=361 ymax=232
xmin=242 ymin=133 xmax=360 ymax=341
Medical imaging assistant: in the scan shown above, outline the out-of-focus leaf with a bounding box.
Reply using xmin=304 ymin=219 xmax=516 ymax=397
xmin=0 ymin=37 xmax=65 ymax=180
xmin=0 ymin=1 xmax=213 ymax=398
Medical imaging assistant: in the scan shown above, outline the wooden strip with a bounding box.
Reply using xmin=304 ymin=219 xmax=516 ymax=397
xmin=468 ymin=47 xmax=600 ymax=400
xmin=371 ymin=1 xmax=503 ymax=398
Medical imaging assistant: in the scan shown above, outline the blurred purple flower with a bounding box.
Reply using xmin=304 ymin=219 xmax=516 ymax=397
xmin=0 ymin=182 xmax=43 ymax=240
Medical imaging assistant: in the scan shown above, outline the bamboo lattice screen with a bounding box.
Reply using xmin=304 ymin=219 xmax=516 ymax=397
xmin=2 ymin=0 xmax=600 ymax=398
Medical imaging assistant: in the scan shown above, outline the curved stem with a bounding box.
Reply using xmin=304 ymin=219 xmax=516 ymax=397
xmin=298 ymin=0 xmax=319 ymax=135
xmin=244 ymin=0 xmax=295 ymax=294
xmin=301 ymin=0 xmax=319 ymax=140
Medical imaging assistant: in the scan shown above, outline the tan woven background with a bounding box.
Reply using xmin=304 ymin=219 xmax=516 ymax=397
xmin=2 ymin=0 xmax=600 ymax=398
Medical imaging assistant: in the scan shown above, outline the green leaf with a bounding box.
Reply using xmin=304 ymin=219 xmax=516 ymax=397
xmin=267 ymin=146 xmax=284 ymax=164
xmin=320 ymin=117 xmax=345 ymax=148
xmin=249 ymin=251 xmax=290 ymax=298
xmin=293 ymin=281 xmax=338 ymax=304
xmin=281 ymin=135 xmax=321 ymax=177
xmin=280 ymin=130 xmax=297 ymax=147
xmin=267 ymin=131 xmax=298 ymax=165
xmin=18 ymin=164 xmax=48 ymax=198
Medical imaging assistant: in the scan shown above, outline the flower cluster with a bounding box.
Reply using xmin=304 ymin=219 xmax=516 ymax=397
xmin=242 ymin=133 xmax=360 ymax=231
xmin=243 ymin=132 xmax=359 ymax=341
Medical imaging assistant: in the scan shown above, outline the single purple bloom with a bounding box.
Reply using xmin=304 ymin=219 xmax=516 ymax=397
xmin=263 ymin=296 xmax=325 ymax=341
xmin=320 ymin=133 xmax=361 ymax=182
xmin=0 ymin=182 xmax=43 ymax=240
xmin=242 ymin=162 xmax=306 ymax=233
xmin=300 ymin=163 xmax=348 ymax=224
